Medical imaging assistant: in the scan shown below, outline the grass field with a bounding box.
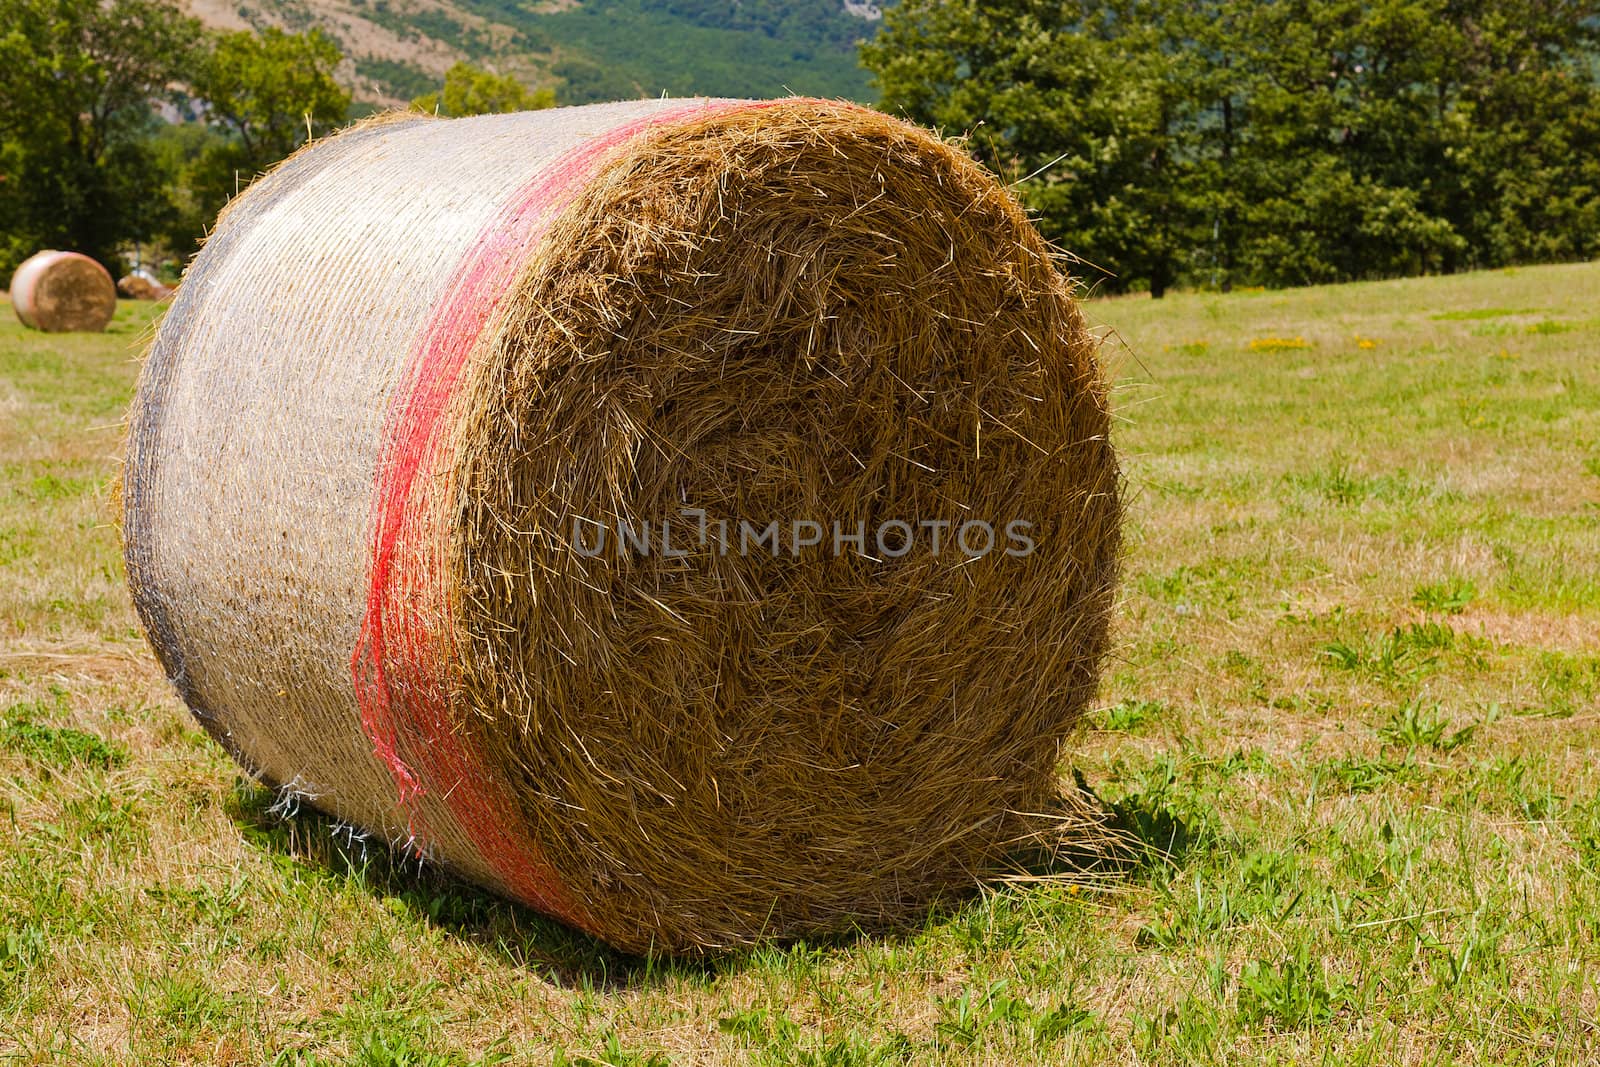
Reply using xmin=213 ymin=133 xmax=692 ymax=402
xmin=1 ymin=260 xmax=1598 ymax=1065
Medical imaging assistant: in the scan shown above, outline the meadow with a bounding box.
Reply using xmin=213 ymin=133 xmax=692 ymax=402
xmin=0 ymin=260 xmax=1597 ymax=1064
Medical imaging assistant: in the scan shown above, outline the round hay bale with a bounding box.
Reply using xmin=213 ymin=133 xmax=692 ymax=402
xmin=122 ymin=98 xmax=1121 ymax=954
xmin=118 ymin=271 xmax=174 ymax=302
xmin=10 ymin=250 xmax=117 ymax=332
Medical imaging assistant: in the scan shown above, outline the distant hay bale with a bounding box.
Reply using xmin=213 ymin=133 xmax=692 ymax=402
xmin=10 ymin=250 xmax=117 ymax=332
xmin=117 ymin=271 xmax=173 ymax=302
xmin=122 ymin=98 xmax=1121 ymax=954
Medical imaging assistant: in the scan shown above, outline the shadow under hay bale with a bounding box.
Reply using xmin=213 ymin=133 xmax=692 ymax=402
xmin=225 ymin=778 xmax=629 ymax=984
xmin=230 ymin=774 xmax=1116 ymax=984
xmin=123 ymin=97 xmax=1122 ymax=955
xmin=10 ymin=250 xmax=117 ymax=332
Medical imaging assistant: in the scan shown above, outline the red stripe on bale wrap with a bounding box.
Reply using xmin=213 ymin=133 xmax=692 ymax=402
xmin=352 ymin=100 xmax=757 ymax=931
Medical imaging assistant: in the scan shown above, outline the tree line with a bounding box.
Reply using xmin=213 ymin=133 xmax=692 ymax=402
xmin=0 ymin=0 xmax=346 ymax=275
xmin=0 ymin=0 xmax=550 ymax=278
xmin=4 ymin=0 xmax=1597 ymax=292
xmin=862 ymin=0 xmax=1600 ymax=294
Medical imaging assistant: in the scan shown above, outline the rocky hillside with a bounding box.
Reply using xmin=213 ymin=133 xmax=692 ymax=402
xmin=181 ymin=0 xmax=879 ymax=107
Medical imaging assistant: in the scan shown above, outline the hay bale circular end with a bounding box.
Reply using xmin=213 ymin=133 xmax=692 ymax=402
xmin=123 ymin=99 xmax=1121 ymax=954
xmin=10 ymin=250 xmax=117 ymax=332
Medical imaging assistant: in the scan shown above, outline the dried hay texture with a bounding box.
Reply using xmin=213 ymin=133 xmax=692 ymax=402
xmin=122 ymin=98 xmax=1121 ymax=954
xmin=118 ymin=273 xmax=174 ymax=302
xmin=10 ymin=250 xmax=117 ymax=332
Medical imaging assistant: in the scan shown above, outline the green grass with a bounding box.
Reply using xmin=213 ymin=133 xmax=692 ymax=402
xmin=2 ymin=261 xmax=1598 ymax=1063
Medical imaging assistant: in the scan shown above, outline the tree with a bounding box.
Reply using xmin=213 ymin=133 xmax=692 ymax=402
xmin=172 ymin=28 xmax=350 ymax=255
xmin=0 ymin=0 xmax=199 ymax=273
xmin=1208 ymin=0 xmax=1470 ymax=285
xmin=861 ymin=0 xmax=1212 ymax=297
xmin=1214 ymin=0 xmax=1600 ymax=283
xmin=188 ymin=28 xmax=349 ymax=178
xmin=411 ymin=62 xmax=556 ymax=117
xmin=1438 ymin=1 xmax=1600 ymax=267
xmin=862 ymin=0 xmax=1600 ymax=293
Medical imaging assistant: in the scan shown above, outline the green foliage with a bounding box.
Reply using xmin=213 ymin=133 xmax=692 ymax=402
xmin=535 ymin=0 xmax=874 ymax=103
xmin=1378 ymin=699 xmax=1475 ymax=752
xmin=0 ymin=0 xmax=350 ymax=270
xmin=642 ymin=0 xmax=867 ymax=55
xmin=1412 ymin=576 xmax=1477 ymax=614
xmin=1096 ymin=697 xmax=1165 ymax=731
xmin=189 ymin=26 xmax=348 ymax=167
xmin=125 ymin=27 xmax=352 ymax=260
xmin=410 ymin=62 xmax=555 ymax=117
xmin=172 ymin=27 xmax=348 ymax=254
xmin=1315 ymin=753 xmax=1417 ymax=794
xmin=1431 ymin=307 xmax=1541 ymax=321
xmin=719 ymin=1005 xmax=913 ymax=1066
xmin=0 ymin=923 xmax=48 ymax=983
xmin=933 ymin=979 xmax=1093 ymax=1049
xmin=1099 ymin=756 xmax=1211 ymax=867
xmin=356 ymin=58 xmax=438 ymax=102
xmin=343 ymin=1031 xmax=473 ymax=1067
xmin=862 ymin=0 xmax=1600 ymax=294
xmin=2 ymin=700 xmax=124 ymax=771
xmin=0 ymin=0 xmax=200 ymax=272
xmin=141 ymin=120 xmax=230 ymax=258
xmin=1236 ymin=948 xmax=1352 ymax=1029
xmin=1319 ymin=622 xmax=1459 ymax=684
xmin=862 ymin=0 xmax=1209 ymax=297
xmin=934 ymin=980 xmax=1025 ymax=1046
xmin=1133 ymin=995 xmax=1220 ymax=1058
xmin=330 ymin=0 xmax=874 ymax=103
xmin=1282 ymin=457 xmax=1441 ymax=509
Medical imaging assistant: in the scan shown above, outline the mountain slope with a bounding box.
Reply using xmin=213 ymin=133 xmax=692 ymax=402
xmin=182 ymin=0 xmax=878 ymax=106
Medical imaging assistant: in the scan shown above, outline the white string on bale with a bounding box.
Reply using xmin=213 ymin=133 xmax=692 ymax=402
xmin=122 ymin=98 xmax=1123 ymax=954
xmin=10 ymin=250 xmax=117 ymax=332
